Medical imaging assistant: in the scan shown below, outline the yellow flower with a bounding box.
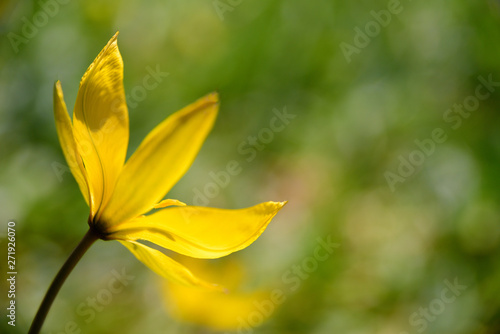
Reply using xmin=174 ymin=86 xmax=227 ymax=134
xmin=53 ymin=32 xmax=286 ymax=290
xmin=162 ymin=257 xmax=271 ymax=331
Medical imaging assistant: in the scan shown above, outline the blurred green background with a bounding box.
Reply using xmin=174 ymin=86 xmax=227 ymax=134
xmin=2 ymin=0 xmax=500 ymax=333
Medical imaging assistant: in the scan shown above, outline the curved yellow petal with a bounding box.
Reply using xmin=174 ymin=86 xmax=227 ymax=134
xmin=100 ymin=93 xmax=218 ymax=227
xmin=72 ymin=32 xmax=129 ymax=221
xmin=120 ymin=240 xmax=223 ymax=291
xmin=153 ymin=199 xmax=187 ymax=209
xmin=53 ymin=81 xmax=90 ymax=205
xmin=108 ymin=201 xmax=287 ymax=259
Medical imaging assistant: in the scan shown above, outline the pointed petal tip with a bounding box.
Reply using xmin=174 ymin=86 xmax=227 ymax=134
xmin=204 ymin=92 xmax=219 ymax=104
xmin=186 ymin=91 xmax=219 ymax=122
xmin=53 ymin=80 xmax=65 ymax=102
xmin=263 ymin=200 xmax=287 ymax=215
xmin=273 ymin=200 xmax=288 ymax=209
xmin=153 ymin=199 xmax=187 ymax=209
xmin=101 ymin=31 xmax=120 ymax=53
xmin=54 ymin=80 xmax=62 ymax=91
xmin=111 ymin=31 xmax=119 ymax=41
xmin=210 ymin=91 xmax=219 ymax=100
xmin=163 ymin=277 xmax=228 ymax=293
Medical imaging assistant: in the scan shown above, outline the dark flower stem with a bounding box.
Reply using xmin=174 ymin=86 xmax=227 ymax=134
xmin=28 ymin=229 xmax=99 ymax=334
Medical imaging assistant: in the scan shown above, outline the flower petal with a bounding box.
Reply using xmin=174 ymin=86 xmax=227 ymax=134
xmin=165 ymin=283 xmax=266 ymax=331
xmin=72 ymin=32 xmax=129 ymax=220
xmin=101 ymin=93 xmax=218 ymax=227
xmin=120 ymin=240 xmax=224 ymax=291
xmin=153 ymin=199 xmax=187 ymax=209
xmin=108 ymin=201 xmax=287 ymax=259
xmin=162 ymin=258 xmax=269 ymax=331
xmin=53 ymin=81 xmax=90 ymax=206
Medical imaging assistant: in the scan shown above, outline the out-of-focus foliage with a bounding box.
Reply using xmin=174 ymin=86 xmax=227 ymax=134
xmin=1 ymin=0 xmax=500 ymax=333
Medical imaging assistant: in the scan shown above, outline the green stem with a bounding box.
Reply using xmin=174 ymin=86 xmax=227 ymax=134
xmin=28 ymin=229 xmax=98 ymax=334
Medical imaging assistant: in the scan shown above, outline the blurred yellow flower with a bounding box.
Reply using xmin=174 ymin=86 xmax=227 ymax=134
xmin=53 ymin=32 xmax=286 ymax=290
xmin=163 ymin=258 xmax=271 ymax=331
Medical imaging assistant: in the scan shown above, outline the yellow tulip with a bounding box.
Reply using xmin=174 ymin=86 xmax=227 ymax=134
xmin=29 ymin=32 xmax=285 ymax=334
xmin=162 ymin=258 xmax=271 ymax=331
